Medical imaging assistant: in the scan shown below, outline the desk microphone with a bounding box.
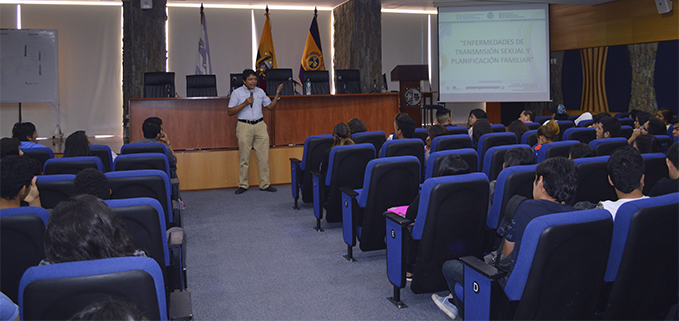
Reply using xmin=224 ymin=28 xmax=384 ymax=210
xmin=249 ymin=89 xmax=254 ymax=108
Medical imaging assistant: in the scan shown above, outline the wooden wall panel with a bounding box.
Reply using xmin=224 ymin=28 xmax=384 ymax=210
xmin=550 ymin=0 xmax=679 ymax=51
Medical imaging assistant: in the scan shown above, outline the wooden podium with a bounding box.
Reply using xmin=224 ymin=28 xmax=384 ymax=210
xmin=391 ymin=65 xmax=428 ymax=127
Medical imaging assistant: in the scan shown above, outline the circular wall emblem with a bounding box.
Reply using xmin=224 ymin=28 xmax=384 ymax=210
xmin=405 ymin=88 xmax=422 ymax=106
xmin=307 ymin=56 xmax=320 ymax=69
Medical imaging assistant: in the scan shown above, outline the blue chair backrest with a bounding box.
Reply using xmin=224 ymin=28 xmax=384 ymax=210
xmin=444 ymin=125 xmax=468 ymax=135
xmin=589 ymin=137 xmax=628 ymax=156
xmin=535 ymin=140 xmax=579 ymax=163
xmin=0 ymin=206 xmax=49 ymax=225
xmin=614 ymin=113 xmax=631 ymax=119
xmin=297 ymin=134 xmax=334 ymax=203
xmin=556 ymin=120 xmax=575 ymax=140
xmin=641 ymin=153 xmax=669 ymax=195
xmin=425 ymin=148 xmax=478 ymax=179
xmin=379 ymin=138 xmax=425 ymax=180
xmin=578 ymin=120 xmax=594 ymax=127
xmin=358 ymin=156 xmax=421 ymax=207
xmin=412 ymin=128 xmax=428 ymax=144
xmin=351 ymin=131 xmax=386 ymax=154
xmin=105 ymin=170 xmax=172 ymax=225
xmin=535 ymin=116 xmax=551 ymax=124
xmin=121 ymin=142 xmax=167 ymax=155
xmin=525 ymin=122 xmax=540 ymax=130
xmin=19 ymin=257 xmax=167 ymax=321
xmin=430 ymin=134 xmax=472 ymax=153
xmin=22 ymin=146 xmax=55 ymax=167
xmin=481 ymin=144 xmax=533 ymax=181
xmin=36 ymin=174 xmax=76 ymax=209
xmin=521 ymin=129 xmax=538 ymax=145
xmin=619 ymin=125 xmax=633 ymax=139
xmin=44 ymin=156 xmax=104 ymax=175
xmin=487 ymin=164 xmax=537 ymax=230
xmin=476 ymin=132 xmax=517 ymax=169
xmin=654 ymin=134 xmax=672 ymax=152
xmin=113 ymin=153 xmax=171 ymax=176
xmin=618 ymin=118 xmax=634 ymax=127
xmin=323 ymin=144 xmax=376 ymax=222
xmin=491 ymin=124 xmax=506 ymax=132
xmin=562 ymin=127 xmax=596 ymax=144
xmin=89 ymin=145 xmax=113 ymax=172
xmin=571 ymin=155 xmax=616 ymax=205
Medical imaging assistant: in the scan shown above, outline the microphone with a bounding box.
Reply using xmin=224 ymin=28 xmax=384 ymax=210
xmin=249 ymin=89 xmax=254 ymax=108
xmin=288 ymin=77 xmax=302 ymax=87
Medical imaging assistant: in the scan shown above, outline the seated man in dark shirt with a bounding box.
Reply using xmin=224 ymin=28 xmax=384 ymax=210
xmin=433 ymin=157 xmax=578 ymax=320
xmin=0 ymin=155 xmax=41 ymax=209
xmin=131 ymin=117 xmax=177 ymax=168
xmin=650 ymin=141 xmax=678 ymax=196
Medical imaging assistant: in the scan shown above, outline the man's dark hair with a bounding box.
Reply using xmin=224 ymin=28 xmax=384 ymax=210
xmin=504 ymin=147 xmax=536 ymax=168
xmin=535 ymin=157 xmax=578 ymax=204
xmin=658 ymin=108 xmax=674 ymax=124
xmin=667 ymin=142 xmax=678 ymax=169
xmin=629 ymin=109 xmax=641 ymax=122
xmin=45 ymin=194 xmax=137 ymax=264
xmin=635 ymin=111 xmax=651 ymax=127
xmin=64 ymin=131 xmax=92 ymax=157
xmin=645 ymin=117 xmax=666 ymax=135
xmin=607 ymin=146 xmax=644 ymax=194
xmin=569 ymin=143 xmax=595 ymax=159
xmin=427 ymin=124 xmax=448 ymax=142
xmin=508 ymin=120 xmax=528 ymax=142
xmin=12 ymin=122 xmax=36 ymax=141
xmin=242 ymin=69 xmax=257 ymax=81
xmin=0 ymin=138 xmax=21 ymax=158
xmin=600 ymin=116 xmax=621 ymax=138
xmin=472 ymin=118 xmax=492 ymax=147
xmin=592 ymin=112 xmax=612 ymax=125
xmin=436 ymin=108 xmax=450 ymax=124
xmin=437 ymin=154 xmax=470 ymax=176
xmin=74 ymin=168 xmax=111 ymax=200
xmin=347 ymin=118 xmax=367 ymax=135
xmin=522 ymin=110 xmax=535 ymax=122
xmin=70 ymin=299 xmax=148 ymax=321
xmin=0 ymin=155 xmax=35 ymax=200
xmin=142 ymin=121 xmax=162 ymax=139
xmin=633 ymin=134 xmax=661 ymax=154
xmin=144 ymin=117 xmax=162 ymax=126
xmin=396 ymin=114 xmax=416 ymax=139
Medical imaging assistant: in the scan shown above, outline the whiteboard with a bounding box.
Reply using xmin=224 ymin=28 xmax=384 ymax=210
xmin=0 ymin=29 xmax=59 ymax=103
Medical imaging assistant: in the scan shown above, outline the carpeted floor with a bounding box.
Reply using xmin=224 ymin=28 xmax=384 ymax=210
xmin=181 ymin=185 xmax=451 ymax=320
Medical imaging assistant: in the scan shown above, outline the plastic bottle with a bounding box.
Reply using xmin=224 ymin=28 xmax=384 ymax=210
xmin=305 ymin=79 xmax=312 ymax=95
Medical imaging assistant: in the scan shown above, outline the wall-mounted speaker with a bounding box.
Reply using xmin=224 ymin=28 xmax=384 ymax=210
xmin=656 ymin=0 xmax=673 ymax=14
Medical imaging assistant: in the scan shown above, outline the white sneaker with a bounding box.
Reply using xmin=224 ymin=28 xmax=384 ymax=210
xmin=432 ymin=293 xmax=459 ymax=320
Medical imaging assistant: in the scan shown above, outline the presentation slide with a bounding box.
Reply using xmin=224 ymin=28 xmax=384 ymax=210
xmin=438 ymin=4 xmax=550 ymax=102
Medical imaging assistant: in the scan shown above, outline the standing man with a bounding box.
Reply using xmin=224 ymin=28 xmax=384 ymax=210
xmin=228 ymin=69 xmax=283 ymax=194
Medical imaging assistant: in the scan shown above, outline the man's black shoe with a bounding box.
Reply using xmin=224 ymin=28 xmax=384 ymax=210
xmin=260 ymin=186 xmax=277 ymax=192
xmin=235 ymin=187 xmax=247 ymax=194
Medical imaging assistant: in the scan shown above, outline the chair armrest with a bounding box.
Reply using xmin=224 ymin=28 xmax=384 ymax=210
xmin=167 ymin=227 xmax=184 ymax=247
xmin=383 ymin=211 xmax=412 ymax=226
xmin=311 ymin=170 xmax=321 ymax=178
xmin=171 ymin=177 xmax=180 ymax=185
xmin=460 ymin=256 xmax=505 ymax=280
xmin=339 ymin=187 xmax=358 ymax=198
xmin=290 ymin=158 xmax=301 ymax=164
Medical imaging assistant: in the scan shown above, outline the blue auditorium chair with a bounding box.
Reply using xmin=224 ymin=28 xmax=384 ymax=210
xmin=19 ymin=257 xmax=167 ymax=321
xmin=89 ymin=144 xmax=113 ymax=172
xmin=485 ymin=164 xmax=537 ymax=252
xmin=491 ymin=124 xmax=506 ymax=132
xmin=535 ymin=140 xmax=579 ymax=163
xmin=570 ymin=156 xmax=617 ymax=206
xmin=430 ymin=134 xmax=472 ymax=153
xmin=525 ymin=123 xmax=540 ymax=130
xmin=425 ymin=148 xmax=478 ymax=180
xmin=105 ymin=170 xmax=176 ymax=227
xmin=654 ymin=134 xmax=673 ymax=152
xmin=579 ymin=120 xmax=594 ymax=128
xmin=562 ymin=127 xmax=596 ymax=144
xmin=641 ymin=153 xmax=669 ymax=195
xmin=556 ymin=120 xmax=575 ymax=140
xmin=476 ymin=132 xmax=517 ymax=170
xmin=589 ymin=137 xmax=628 ymax=156
xmin=44 ymin=156 xmax=104 ymax=175
xmin=614 ymin=113 xmax=631 ymax=119
xmin=22 ymin=146 xmax=54 ymax=168
xmin=413 ymin=128 xmax=428 ymax=144
xmin=459 ymin=209 xmax=613 ymax=320
xmin=568 ymin=115 xmax=579 ymax=121
xmin=351 ymin=131 xmax=386 ymax=156
xmin=534 ymin=115 xmax=551 ymax=124
xmin=521 ymin=130 xmax=538 ymax=146
xmin=290 ymin=134 xmax=333 ymax=209
xmin=482 ymin=144 xmax=533 ymax=181
xmin=310 ymin=144 xmax=375 ymax=230
xmin=121 ymin=142 xmax=167 ymax=155
xmin=113 ymin=153 xmax=170 ymax=175
xmin=619 ymin=125 xmax=633 ymax=139
xmin=0 ymin=207 xmax=49 ymax=302
xmin=618 ymin=118 xmax=634 ymax=127
xmin=379 ymin=138 xmax=425 ymax=181
xmin=444 ymin=125 xmax=468 ymax=135
xmin=36 ymin=174 xmax=75 ymax=209
xmin=597 ymin=193 xmax=678 ymax=320
xmin=340 ymin=156 xmax=420 ymax=261
xmin=384 ymin=173 xmax=489 ymax=307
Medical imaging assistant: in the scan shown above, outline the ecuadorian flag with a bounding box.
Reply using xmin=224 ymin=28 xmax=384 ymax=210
xmin=298 ymin=10 xmax=325 ymax=81
xmin=256 ymin=9 xmax=277 ymax=78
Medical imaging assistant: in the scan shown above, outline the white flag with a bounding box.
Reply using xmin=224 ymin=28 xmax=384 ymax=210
xmin=195 ymin=5 xmax=212 ymax=75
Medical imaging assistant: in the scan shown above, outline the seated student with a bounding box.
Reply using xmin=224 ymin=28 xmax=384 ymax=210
xmin=386 ymin=113 xmax=407 ymax=141
xmin=591 ymin=112 xmax=613 ymax=130
xmin=434 ymin=157 xmax=578 ymax=320
xmin=547 ymin=104 xmax=569 ymax=123
xmin=633 ymin=111 xmax=651 ymax=129
xmin=424 ymin=124 xmax=448 ymax=163
xmin=132 ymin=117 xmax=176 ymax=168
xmin=489 ymin=147 xmax=536 ymax=204
xmin=649 ymin=142 xmax=679 ymax=196
xmin=569 ymin=143 xmax=596 ymax=159
xmin=507 ymin=119 xmax=528 ymax=142
xmin=436 ymin=108 xmax=452 ymax=126
xmin=319 ymin=123 xmax=355 ymax=176
xmin=657 ymin=108 xmax=674 ymax=130
xmin=632 ymin=134 xmax=661 ymax=154
xmin=597 ymin=146 xmax=648 ymax=219
xmin=471 ymin=118 xmax=492 ymax=148
xmin=518 ymin=110 xmax=535 ymax=124
xmin=628 ymin=116 xmax=665 ymax=144
xmin=673 ymin=121 xmax=679 ymax=141
xmin=0 ymin=155 xmax=41 ymax=209
xmin=73 ymin=168 xmax=111 ymax=200
xmin=596 ymin=116 xmax=621 ymax=139
xmin=347 ymin=118 xmax=367 ymax=135
xmin=63 ymin=131 xmax=92 ymax=157
xmin=0 ymin=138 xmax=22 ymax=158
xmin=42 ymin=194 xmax=146 ymax=265
xmin=11 ymin=122 xmax=39 ymax=149
xmin=467 ymin=109 xmax=488 ymax=137
xmin=533 ymin=120 xmax=560 ymax=155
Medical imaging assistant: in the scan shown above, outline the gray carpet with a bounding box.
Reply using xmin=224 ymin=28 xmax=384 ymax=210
xmin=181 ymin=185 xmax=451 ymax=320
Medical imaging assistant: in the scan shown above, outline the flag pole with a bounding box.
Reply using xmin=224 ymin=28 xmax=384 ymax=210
xmin=314 ymin=6 xmax=317 ymax=16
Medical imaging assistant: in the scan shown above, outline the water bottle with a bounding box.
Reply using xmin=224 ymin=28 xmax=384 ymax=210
xmin=305 ymin=79 xmax=312 ymax=95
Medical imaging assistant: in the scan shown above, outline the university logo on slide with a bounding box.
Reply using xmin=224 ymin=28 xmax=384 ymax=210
xmin=487 ymin=12 xmax=494 ymax=19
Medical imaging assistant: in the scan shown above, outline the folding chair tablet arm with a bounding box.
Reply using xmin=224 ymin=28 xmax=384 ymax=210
xmin=383 ymin=211 xmax=412 ymax=227
xmin=460 ymin=256 xmax=506 ymax=280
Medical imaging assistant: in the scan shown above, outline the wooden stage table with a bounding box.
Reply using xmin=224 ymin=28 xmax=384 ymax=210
xmin=129 ymin=93 xmax=400 ymax=150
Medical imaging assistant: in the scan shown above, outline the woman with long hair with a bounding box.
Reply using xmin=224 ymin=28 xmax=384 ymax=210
xmin=63 ymin=131 xmax=92 ymax=157
xmin=533 ymin=120 xmax=560 ymax=156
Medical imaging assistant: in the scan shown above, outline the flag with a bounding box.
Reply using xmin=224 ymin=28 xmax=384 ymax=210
xmin=299 ymin=8 xmax=325 ymax=81
xmin=195 ymin=4 xmax=212 ymax=75
xmin=256 ymin=6 xmax=277 ymax=79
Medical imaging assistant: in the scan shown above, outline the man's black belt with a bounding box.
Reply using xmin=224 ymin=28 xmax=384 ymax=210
xmin=238 ymin=118 xmax=263 ymax=125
